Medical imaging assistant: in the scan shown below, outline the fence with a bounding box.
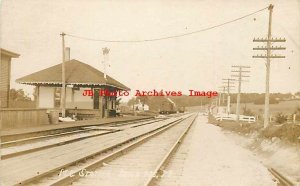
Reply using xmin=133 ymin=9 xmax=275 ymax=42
xmin=0 ymin=108 xmax=50 ymax=129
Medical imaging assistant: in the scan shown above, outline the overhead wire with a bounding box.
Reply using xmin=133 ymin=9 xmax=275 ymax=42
xmin=65 ymin=6 xmax=268 ymax=43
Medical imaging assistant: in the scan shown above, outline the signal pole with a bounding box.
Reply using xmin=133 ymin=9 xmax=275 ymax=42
xmin=102 ymin=47 xmax=110 ymax=80
xmin=222 ymin=78 xmax=235 ymax=115
xmin=60 ymin=32 xmax=66 ymax=118
xmin=231 ymin=66 xmax=250 ymax=121
xmin=253 ymin=4 xmax=286 ymax=128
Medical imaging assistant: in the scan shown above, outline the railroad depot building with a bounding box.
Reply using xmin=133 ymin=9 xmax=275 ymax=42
xmin=16 ymin=59 xmax=130 ymax=118
xmin=0 ymin=48 xmax=20 ymax=108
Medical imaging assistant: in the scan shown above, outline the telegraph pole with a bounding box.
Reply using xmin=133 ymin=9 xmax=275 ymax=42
xmin=218 ymin=86 xmax=228 ymax=106
xmin=222 ymin=78 xmax=235 ymax=115
xmin=60 ymin=32 xmax=66 ymax=118
xmin=217 ymin=90 xmax=221 ymax=113
xmin=231 ymin=66 xmax=250 ymax=121
xmin=217 ymin=86 xmax=228 ymax=114
xmin=253 ymin=4 xmax=286 ymax=128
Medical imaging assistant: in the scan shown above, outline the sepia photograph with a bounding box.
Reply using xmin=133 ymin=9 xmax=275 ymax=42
xmin=0 ymin=0 xmax=299 ymax=185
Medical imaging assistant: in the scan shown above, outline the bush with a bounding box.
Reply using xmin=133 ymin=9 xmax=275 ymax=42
xmin=263 ymin=124 xmax=300 ymax=143
xmin=275 ymin=112 xmax=288 ymax=124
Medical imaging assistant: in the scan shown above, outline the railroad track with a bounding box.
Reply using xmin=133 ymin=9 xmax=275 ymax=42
xmin=1 ymin=118 xmax=165 ymax=159
xmin=0 ymin=114 xmax=192 ymax=185
xmin=1 ymin=118 xmax=156 ymax=147
xmin=17 ymin=114 xmax=196 ymax=186
xmin=268 ymin=168 xmax=298 ymax=186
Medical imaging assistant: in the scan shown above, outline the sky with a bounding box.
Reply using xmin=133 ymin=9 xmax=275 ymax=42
xmin=1 ymin=0 xmax=299 ymax=100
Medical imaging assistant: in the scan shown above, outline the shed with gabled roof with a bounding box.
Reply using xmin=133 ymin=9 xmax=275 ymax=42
xmin=16 ymin=59 xmax=130 ymax=118
xmin=17 ymin=59 xmax=129 ymax=90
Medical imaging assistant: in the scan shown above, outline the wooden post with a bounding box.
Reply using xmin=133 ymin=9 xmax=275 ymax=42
xmin=231 ymin=66 xmax=250 ymax=121
xmin=60 ymin=32 xmax=66 ymax=117
xmin=264 ymin=4 xmax=273 ymax=128
xmin=253 ymin=5 xmax=285 ymax=128
xmin=222 ymin=78 xmax=235 ymax=115
xmin=7 ymin=58 xmax=12 ymax=108
xmin=71 ymin=88 xmax=75 ymax=107
xmin=35 ymin=86 xmax=40 ymax=108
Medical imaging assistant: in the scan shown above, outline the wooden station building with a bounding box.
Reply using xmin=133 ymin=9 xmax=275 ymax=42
xmin=16 ymin=59 xmax=130 ymax=118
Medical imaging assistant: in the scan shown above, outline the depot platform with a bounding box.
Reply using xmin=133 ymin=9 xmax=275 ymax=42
xmin=1 ymin=115 xmax=153 ymax=142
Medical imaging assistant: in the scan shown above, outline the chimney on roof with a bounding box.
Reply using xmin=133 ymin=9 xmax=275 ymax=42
xmin=64 ymin=47 xmax=70 ymax=61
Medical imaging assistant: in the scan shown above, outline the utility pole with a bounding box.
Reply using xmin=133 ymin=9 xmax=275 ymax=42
xmin=222 ymin=78 xmax=235 ymax=115
xmin=218 ymin=86 xmax=227 ymax=114
xmin=217 ymin=91 xmax=221 ymax=113
xmin=102 ymin=48 xmax=110 ymax=118
xmin=253 ymin=4 xmax=286 ymax=128
xmin=231 ymin=66 xmax=250 ymax=121
xmin=218 ymin=86 xmax=227 ymax=105
xmin=60 ymin=32 xmax=66 ymax=118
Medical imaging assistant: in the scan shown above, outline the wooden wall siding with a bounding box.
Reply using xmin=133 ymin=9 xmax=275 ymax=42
xmin=0 ymin=56 xmax=10 ymax=108
xmin=0 ymin=108 xmax=50 ymax=129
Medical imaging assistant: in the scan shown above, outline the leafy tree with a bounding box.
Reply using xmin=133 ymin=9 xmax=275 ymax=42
xmin=137 ymin=96 xmax=149 ymax=105
xmin=9 ymin=89 xmax=31 ymax=101
xmin=127 ymin=97 xmax=137 ymax=106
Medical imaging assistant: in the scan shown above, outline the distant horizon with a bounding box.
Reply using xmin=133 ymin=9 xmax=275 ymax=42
xmin=10 ymin=86 xmax=300 ymax=102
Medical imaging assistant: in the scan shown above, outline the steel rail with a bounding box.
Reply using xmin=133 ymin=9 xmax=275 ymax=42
xmin=268 ymin=168 xmax=296 ymax=186
xmin=143 ymin=113 xmax=197 ymax=186
xmin=2 ymin=119 xmax=163 ymax=159
xmin=19 ymin=115 xmax=191 ymax=186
